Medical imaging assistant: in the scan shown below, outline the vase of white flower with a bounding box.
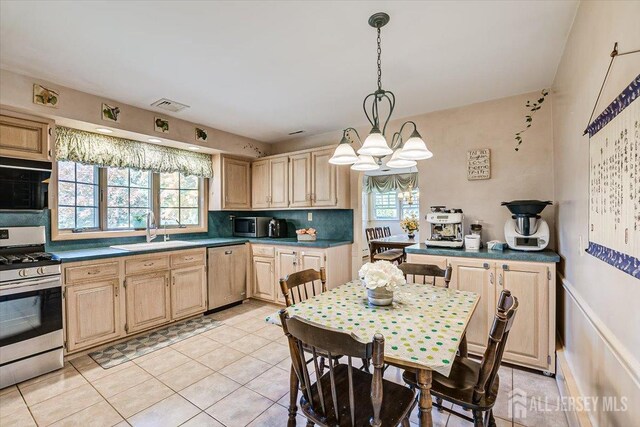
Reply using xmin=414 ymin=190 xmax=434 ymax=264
xmin=358 ymin=261 xmax=406 ymax=306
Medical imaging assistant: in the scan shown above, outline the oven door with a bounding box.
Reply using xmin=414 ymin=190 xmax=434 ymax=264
xmin=0 ymin=276 xmax=62 ymax=365
xmin=0 ymin=157 xmax=51 ymax=211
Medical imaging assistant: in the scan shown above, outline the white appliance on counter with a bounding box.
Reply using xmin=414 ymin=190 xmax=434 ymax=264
xmin=502 ymin=200 xmax=552 ymax=251
xmin=424 ymin=207 xmax=464 ymax=248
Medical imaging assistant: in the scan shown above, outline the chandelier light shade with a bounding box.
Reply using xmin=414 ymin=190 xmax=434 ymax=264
xmin=351 ymin=155 xmax=379 ymax=171
xmin=358 ymin=128 xmax=393 ymax=156
xmin=328 ymin=12 xmax=434 ymax=171
xmin=386 ymin=148 xmax=417 ymax=168
xmin=329 ymin=136 xmax=359 ymax=164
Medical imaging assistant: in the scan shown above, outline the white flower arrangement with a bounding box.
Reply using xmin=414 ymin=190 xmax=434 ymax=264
xmin=358 ymin=261 xmax=406 ymax=292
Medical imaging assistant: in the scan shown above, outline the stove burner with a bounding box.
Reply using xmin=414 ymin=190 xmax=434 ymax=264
xmin=0 ymin=252 xmax=56 ymax=265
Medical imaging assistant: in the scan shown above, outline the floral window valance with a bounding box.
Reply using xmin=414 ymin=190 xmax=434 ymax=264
xmin=363 ymin=172 xmax=418 ymax=193
xmin=55 ymin=126 xmax=213 ymax=177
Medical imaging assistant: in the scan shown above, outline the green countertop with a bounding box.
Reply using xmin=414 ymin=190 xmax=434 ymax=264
xmin=52 ymin=237 xmax=352 ymax=262
xmin=405 ymin=244 xmax=560 ymax=263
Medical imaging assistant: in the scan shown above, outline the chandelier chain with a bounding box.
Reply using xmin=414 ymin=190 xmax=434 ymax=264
xmin=377 ymin=26 xmax=382 ymax=91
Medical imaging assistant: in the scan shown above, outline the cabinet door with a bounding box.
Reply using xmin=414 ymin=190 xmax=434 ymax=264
xmin=300 ymin=250 xmax=325 ymax=272
xmin=276 ymin=249 xmax=300 ymax=304
xmin=65 ymin=279 xmax=122 ymax=352
xmin=499 ymin=262 xmax=549 ymax=369
xmin=223 ymin=157 xmax=251 ymax=209
xmin=269 ymin=157 xmax=289 ymax=208
xmin=289 ymin=153 xmax=311 ymax=208
xmin=252 ymin=159 xmax=270 ymax=209
xmin=125 ymin=271 xmax=171 ymax=333
xmin=253 ymin=256 xmax=275 ymax=301
xmin=449 ymin=258 xmax=494 ymax=355
xmin=0 ymin=114 xmax=50 ymax=161
xmin=171 ymin=266 xmax=207 ymax=320
xmin=311 ymin=149 xmax=337 ymax=207
xmin=208 ymin=246 xmax=248 ymax=309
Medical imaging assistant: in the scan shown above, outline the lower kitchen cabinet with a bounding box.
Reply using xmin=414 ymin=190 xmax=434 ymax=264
xmin=125 ymin=271 xmax=171 ymax=334
xmin=407 ymin=253 xmax=556 ymax=374
xmin=64 ymin=279 xmax=122 ymax=352
xmin=208 ymin=245 xmax=248 ymax=309
xmin=252 ymin=256 xmax=275 ymax=301
xmin=171 ymin=265 xmax=207 ymax=319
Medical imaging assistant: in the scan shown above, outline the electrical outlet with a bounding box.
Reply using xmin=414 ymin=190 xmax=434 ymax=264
xmin=308 ymin=212 xmax=313 ymax=221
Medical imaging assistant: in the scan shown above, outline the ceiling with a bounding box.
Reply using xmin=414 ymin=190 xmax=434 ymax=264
xmin=0 ymin=1 xmax=578 ymax=143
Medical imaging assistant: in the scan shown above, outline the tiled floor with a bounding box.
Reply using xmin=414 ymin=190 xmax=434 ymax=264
xmin=0 ymin=299 xmax=569 ymax=427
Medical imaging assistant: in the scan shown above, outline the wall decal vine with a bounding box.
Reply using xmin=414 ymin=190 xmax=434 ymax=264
xmin=514 ymin=89 xmax=549 ymax=151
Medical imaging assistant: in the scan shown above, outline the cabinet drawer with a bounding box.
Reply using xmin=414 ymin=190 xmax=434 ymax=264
xmin=171 ymin=249 xmax=205 ymax=268
xmin=125 ymin=255 xmax=169 ymax=275
xmin=65 ymin=262 xmax=119 ymax=284
xmin=252 ymin=245 xmax=275 ymax=258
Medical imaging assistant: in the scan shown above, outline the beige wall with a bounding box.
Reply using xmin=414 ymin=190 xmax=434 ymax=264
xmin=0 ymin=69 xmax=271 ymax=158
xmin=552 ymin=1 xmax=640 ymax=426
xmin=273 ymin=91 xmax=555 ymax=245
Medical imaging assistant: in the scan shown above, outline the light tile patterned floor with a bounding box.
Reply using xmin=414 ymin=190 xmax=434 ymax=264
xmin=0 ymin=299 xmax=569 ymax=427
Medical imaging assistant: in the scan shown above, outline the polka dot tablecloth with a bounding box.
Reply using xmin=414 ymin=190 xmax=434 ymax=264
xmin=266 ymin=280 xmax=479 ymax=377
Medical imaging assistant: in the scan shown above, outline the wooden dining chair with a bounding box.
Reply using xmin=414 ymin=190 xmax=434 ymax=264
xmin=399 ymin=263 xmax=453 ymax=288
xmin=280 ymin=268 xmax=327 ymax=307
xmin=401 ymin=290 xmax=519 ymax=427
xmin=383 ymin=226 xmax=391 ymax=237
xmin=365 ymin=227 xmax=404 ymax=264
xmin=280 ymin=309 xmax=416 ymax=427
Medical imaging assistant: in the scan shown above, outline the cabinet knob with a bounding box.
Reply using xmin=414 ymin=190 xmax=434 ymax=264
xmin=498 ymin=274 xmax=503 ymax=287
xmin=489 ymin=272 xmax=494 ymax=285
xmin=483 ymin=263 xmax=490 ymax=270
xmin=225 ymin=250 xmax=233 ymax=255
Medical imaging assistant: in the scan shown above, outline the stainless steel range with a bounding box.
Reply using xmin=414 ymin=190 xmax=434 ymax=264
xmin=0 ymin=226 xmax=63 ymax=388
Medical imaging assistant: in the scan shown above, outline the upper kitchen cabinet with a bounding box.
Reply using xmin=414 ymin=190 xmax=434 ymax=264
xmin=289 ymin=152 xmax=312 ymax=208
xmin=251 ymin=156 xmax=289 ymax=209
xmin=0 ymin=110 xmax=53 ymax=161
xmin=209 ymin=154 xmax=251 ymax=210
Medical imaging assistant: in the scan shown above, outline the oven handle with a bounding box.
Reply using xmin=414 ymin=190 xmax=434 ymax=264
xmin=0 ymin=277 xmax=61 ymax=297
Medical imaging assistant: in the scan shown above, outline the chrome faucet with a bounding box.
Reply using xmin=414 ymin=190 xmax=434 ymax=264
xmin=146 ymin=211 xmax=157 ymax=243
xmin=163 ymin=218 xmax=185 ymax=242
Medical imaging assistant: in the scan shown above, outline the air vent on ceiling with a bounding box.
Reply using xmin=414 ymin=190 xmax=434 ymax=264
xmin=150 ymin=98 xmax=190 ymax=112
xmin=288 ymin=130 xmax=304 ymax=135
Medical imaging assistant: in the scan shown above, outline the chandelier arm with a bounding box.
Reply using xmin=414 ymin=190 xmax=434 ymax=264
xmin=379 ymin=91 xmax=395 ymax=136
xmin=362 ymin=92 xmax=377 ymax=128
xmin=343 ymin=127 xmax=363 ymax=146
xmin=390 ymin=132 xmax=403 ymax=150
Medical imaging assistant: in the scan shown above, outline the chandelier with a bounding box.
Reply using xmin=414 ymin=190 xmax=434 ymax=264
xmin=398 ymin=185 xmax=419 ymax=205
xmin=329 ymin=12 xmax=433 ymax=171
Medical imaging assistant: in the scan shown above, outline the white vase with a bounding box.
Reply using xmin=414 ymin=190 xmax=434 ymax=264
xmin=367 ymin=287 xmax=394 ymax=306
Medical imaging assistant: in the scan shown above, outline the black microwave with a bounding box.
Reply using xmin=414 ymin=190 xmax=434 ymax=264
xmin=233 ymin=216 xmax=270 ymax=237
xmin=0 ymin=157 xmax=51 ymax=211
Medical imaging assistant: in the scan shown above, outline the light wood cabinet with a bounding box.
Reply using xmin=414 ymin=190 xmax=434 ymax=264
xmin=0 ymin=111 xmax=51 ymax=161
xmin=251 ymin=159 xmax=270 ymax=209
xmin=208 ymin=245 xmax=248 ymax=309
xmin=406 ymin=253 xmax=556 ymax=373
xmin=210 ymin=155 xmax=251 ymax=210
xmin=253 ymin=256 xmax=275 ymax=300
xmin=125 ymin=271 xmax=171 ymax=334
xmin=65 ymin=279 xmax=122 ymax=352
xmin=289 ymin=153 xmax=312 ymax=208
xmin=171 ymin=266 xmax=207 ymax=320
xmin=311 ymin=149 xmax=337 ymax=207
xmin=275 ymin=248 xmax=299 ymax=304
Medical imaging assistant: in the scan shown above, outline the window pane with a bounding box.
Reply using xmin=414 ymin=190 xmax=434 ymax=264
xmin=160 ymin=208 xmax=180 ymax=226
xmin=76 ymin=184 xmax=97 ymax=207
xmin=180 ymin=174 xmax=198 ymax=190
xmin=373 ymin=191 xmax=398 ymax=219
xmin=180 ymin=209 xmax=199 ymax=225
xmin=160 ymin=172 xmax=180 ymax=189
xmin=130 ymin=209 xmax=148 ymax=228
xmin=76 ymin=207 xmax=98 ymax=229
xmin=58 ymin=206 xmax=75 ymax=229
xmin=76 ymin=164 xmax=96 ymax=184
xmin=107 ymin=208 xmax=129 ymax=229
xmin=130 ymin=188 xmax=150 ymax=208
xmin=57 ymin=161 xmax=75 ymax=181
xmin=108 ymin=187 xmax=128 ymax=207
xmin=130 ymin=169 xmax=149 ymax=188
xmin=107 ymin=168 xmax=129 ymax=186
xmin=180 ymin=190 xmax=199 ymax=207
xmin=160 ymin=189 xmax=179 ymax=207
xmin=58 ymin=182 xmax=76 ymax=206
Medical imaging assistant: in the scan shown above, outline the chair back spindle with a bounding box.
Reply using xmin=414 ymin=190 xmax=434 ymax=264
xmin=280 ymin=268 xmax=327 ymax=306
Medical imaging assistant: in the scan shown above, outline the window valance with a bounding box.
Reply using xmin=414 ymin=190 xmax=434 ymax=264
xmin=55 ymin=126 xmax=213 ymax=177
xmin=364 ymin=172 xmax=418 ymax=193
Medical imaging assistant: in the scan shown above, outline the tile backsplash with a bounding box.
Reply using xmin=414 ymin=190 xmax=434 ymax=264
xmin=0 ymin=209 xmax=353 ymax=250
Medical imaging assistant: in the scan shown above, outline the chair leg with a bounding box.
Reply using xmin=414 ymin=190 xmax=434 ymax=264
xmin=288 ymin=366 xmax=298 ymax=427
xmin=472 ymin=410 xmax=484 ymax=427
xmin=401 ymin=417 xmax=411 ymax=427
xmin=486 ymin=409 xmax=497 ymax=427
xmin=435 ymin=397 xmax=444 ymax=412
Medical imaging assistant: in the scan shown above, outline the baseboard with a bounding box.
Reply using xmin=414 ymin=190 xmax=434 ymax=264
xmin=556 ymin=340 xmax=593 ymax=427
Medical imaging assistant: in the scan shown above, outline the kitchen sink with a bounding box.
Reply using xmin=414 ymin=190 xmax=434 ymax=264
xmin=110 ymin=240 xmax=195 ymax=251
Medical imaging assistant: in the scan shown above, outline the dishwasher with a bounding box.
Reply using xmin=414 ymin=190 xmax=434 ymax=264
xmin=207 ymin=244 xmax=248 ymax=310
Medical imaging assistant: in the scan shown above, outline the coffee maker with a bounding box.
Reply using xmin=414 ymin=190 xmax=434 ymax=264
xmin=425 ymin=206 xmax=464 ymax=248
xmin=268 ymin=218 xmax=288 ymax=238
xmin=502 ymin=200 xmax=552 ymax=251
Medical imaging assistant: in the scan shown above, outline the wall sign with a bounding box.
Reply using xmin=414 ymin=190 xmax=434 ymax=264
xmin=585 ymin=74 xmax=639 ymax=279
xmin=33 ymin=84 xmax=59 ymax=108
xmin=467 ymin=148 xmax=491 ymax=180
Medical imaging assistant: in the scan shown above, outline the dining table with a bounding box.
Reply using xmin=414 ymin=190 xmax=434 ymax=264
xmin=369 ymin=233 xmax=420 ymax=262
xmin=266 ymin=280 xmax=479 ymax=427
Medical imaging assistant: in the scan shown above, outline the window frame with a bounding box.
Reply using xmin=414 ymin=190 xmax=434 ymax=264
xmin=51 ymin=161 xmax=208 ymax=241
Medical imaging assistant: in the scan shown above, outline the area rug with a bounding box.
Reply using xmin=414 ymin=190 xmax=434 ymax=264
xmin=89 ymin=315 xmax=223 ymax=368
